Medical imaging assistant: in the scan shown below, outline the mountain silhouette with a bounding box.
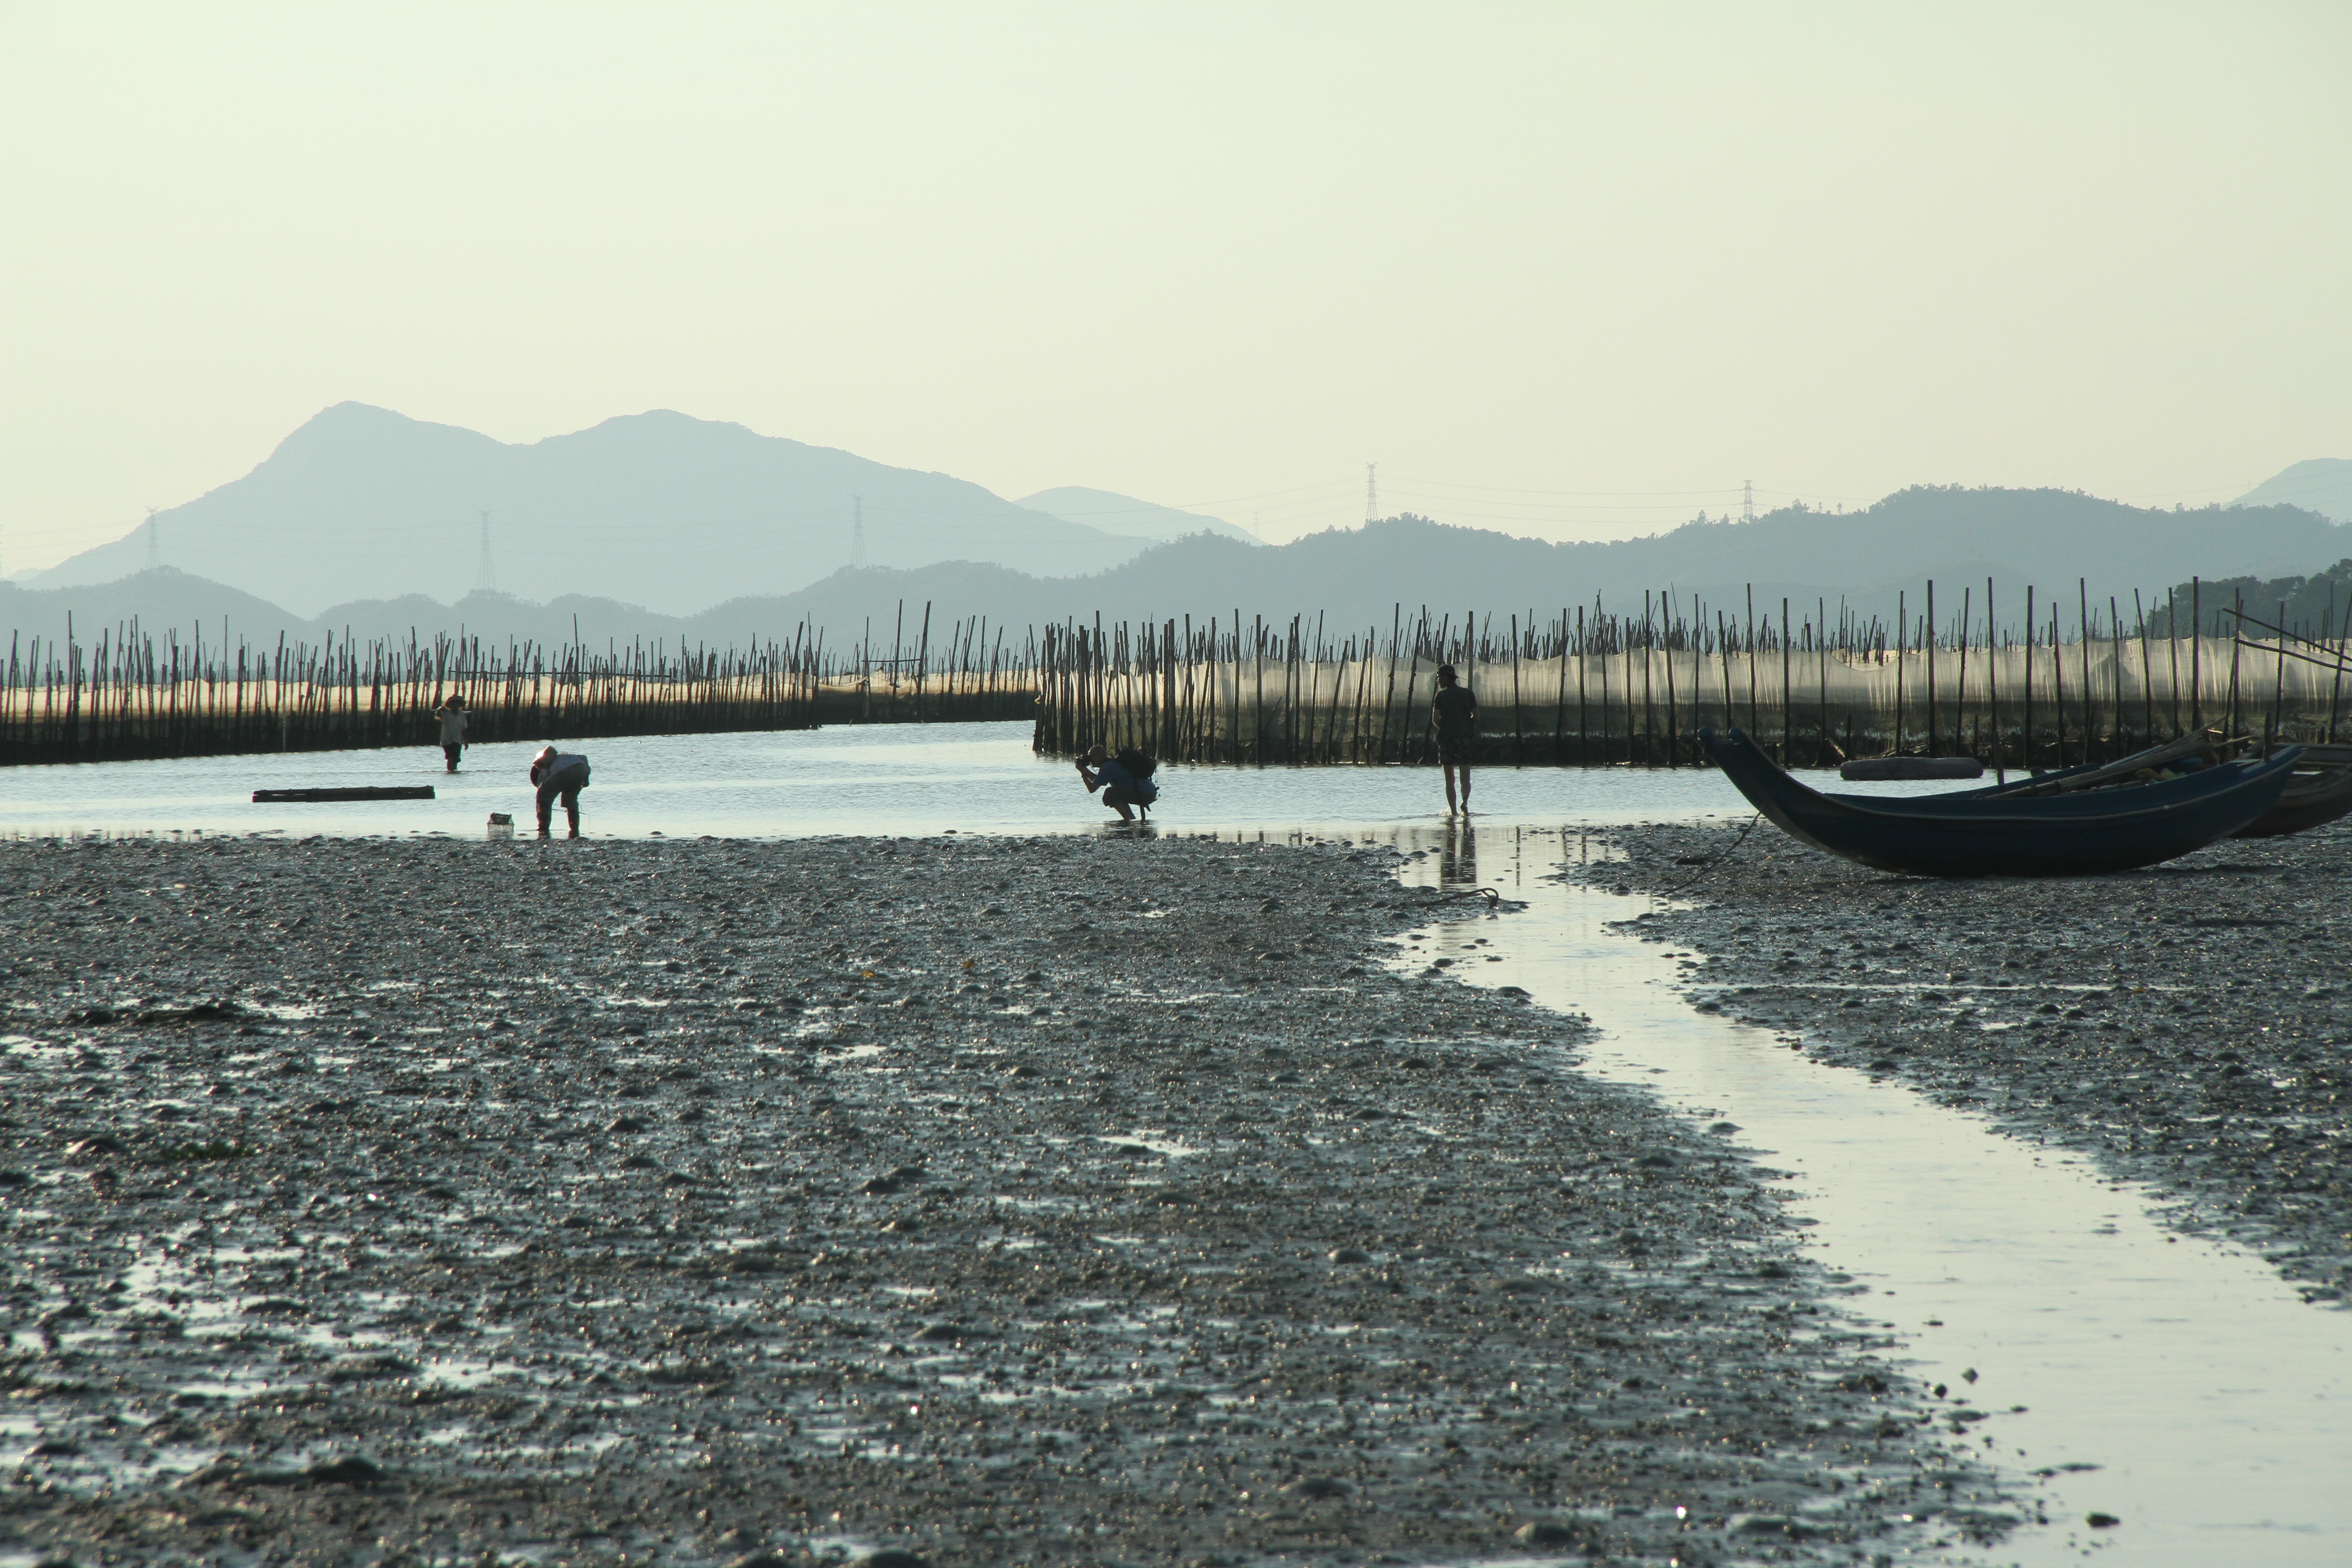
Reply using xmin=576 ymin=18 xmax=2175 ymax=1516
xmin=2233 ymin=458 xmax=2352 ymax=524
xmin=707 ymin=488 xmax=2342 ymax=644
xmin=11 ymin=485 xmax=2342 ymax=655
xmin=1014 ymin=487 xmax=1259 ymax=546
xmin=27 ymin=403 xmax=1152 ymax=616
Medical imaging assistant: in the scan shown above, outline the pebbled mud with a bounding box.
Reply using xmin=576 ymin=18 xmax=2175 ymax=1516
xmin=2 ymin=833 xmax=2009 ymax=1565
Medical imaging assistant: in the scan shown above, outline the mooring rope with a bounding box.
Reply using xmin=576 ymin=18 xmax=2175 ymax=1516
xmin=1650 ymin=812 xmax=1764 ymax=899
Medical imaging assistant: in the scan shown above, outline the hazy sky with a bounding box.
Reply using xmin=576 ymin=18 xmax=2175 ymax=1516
xmin=5 ymin=1 xmax=2347 ymax=569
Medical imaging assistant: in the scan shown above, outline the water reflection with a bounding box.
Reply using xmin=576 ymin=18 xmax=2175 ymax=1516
xmin=1437 ymin=816 xmax=1479 ymax=890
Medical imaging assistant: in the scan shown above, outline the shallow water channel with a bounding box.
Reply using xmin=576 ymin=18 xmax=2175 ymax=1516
xmin=1378 ymin=821 xmax=2352 ymax=1568
xmin=12 ymin=723 xmax=2349 ymax=1564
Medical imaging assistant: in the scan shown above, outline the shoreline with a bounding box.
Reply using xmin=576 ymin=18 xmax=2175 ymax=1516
xmin=1582 ymin=818 xmax=2352 ymax=1307
xmin=3 ymin=833 xmax=2008 ymax=1565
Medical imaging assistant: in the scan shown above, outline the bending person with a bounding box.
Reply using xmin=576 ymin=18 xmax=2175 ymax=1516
xmin=1076 ymin=743 xmax=1158 ymax=823
xmin=529 ymin=745 xmax=592 ymax=838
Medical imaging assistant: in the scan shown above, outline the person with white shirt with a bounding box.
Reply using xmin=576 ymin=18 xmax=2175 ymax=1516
xmin=435 ymin=694 xmax=469 ymax=772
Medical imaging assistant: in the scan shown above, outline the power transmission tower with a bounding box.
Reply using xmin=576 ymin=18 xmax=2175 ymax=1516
xmin=145 ymin=508 xmax=160 ymax=570
xmin=1365 ymin=464 xmax=1378 ymax=524
xmin=476 ymin=512 xmax=496 ymax=593
xmin=851 ymin=496 xmax=867 ymax=568
xmin=1742 ymin=480 xmax=1754 ymax=524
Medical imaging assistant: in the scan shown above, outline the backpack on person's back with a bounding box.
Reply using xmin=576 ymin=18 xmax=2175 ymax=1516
xmin=1112 ymin=747 xmax=1160 ymax=804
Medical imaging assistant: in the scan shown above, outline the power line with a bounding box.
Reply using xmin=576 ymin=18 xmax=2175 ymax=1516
xmin=1388 ymin=475 xmax=1749 ymax=498
xmin=1364 ymin=463 xmax=1378 ymax=524
xmin=1378 ymin=490 xmax=1754 ymax=517
xmin=145 ymin=508 xmax=160 ymax=570
xmin=1166 ymin=477 xmax=1360 ymax=512
xmin=476 ymin=512 xmax=496 ymax=594
xmin=850 ymin=496 xmax=867 ymax=568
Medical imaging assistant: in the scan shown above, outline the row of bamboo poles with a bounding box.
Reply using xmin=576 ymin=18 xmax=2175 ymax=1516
xmin=1 ymin=603 xmax=1035 ymax=766
xmin=12 ymin=582 xmax=2351 ymax=771
xmin=1033 ymin=580 xmax=2352 ymax=769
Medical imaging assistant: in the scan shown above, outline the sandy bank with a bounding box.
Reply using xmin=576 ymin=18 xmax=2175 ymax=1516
xmin=1585 ymin=818 xmax=2352 ymax=1306
xmin=3 ymin=833 xmax=2004 ymax=1565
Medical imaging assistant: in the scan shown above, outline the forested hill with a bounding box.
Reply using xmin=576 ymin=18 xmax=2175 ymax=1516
xmin=2146 ymin=559 xmax=2352 ymax=639
xmin=703 ymin=487 xmax=2344 ymax=645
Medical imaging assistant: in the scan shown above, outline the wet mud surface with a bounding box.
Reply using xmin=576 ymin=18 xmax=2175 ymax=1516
xmin=1585 ymin=817 xmax=2352 ymax=1306
xmin=3 ymin=834 xmax=2006 ymax=1566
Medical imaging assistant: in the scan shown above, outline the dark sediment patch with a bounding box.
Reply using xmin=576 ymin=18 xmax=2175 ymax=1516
xmin=1 ymin=833 xmax=2008 ymax=1563
xmin=1583 ymin=817 xmax=2352 ymax=1306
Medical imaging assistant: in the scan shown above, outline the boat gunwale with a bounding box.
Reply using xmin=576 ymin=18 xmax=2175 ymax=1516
xmin=1708 ymin=728 xmax=2299 ymax=830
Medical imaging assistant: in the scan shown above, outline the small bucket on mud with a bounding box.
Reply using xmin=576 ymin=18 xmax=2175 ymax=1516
xmin=487 ymin=812 xmax=514 ymax=840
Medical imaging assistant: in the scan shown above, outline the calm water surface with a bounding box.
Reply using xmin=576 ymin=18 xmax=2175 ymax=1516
xmin=3 ymin=718 xmax=1966 ymax=839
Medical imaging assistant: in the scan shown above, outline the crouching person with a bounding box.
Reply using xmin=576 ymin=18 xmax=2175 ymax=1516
xmin=529 ymin=745 xmax=591 ymax=838
xmin=1077 ymin=744 xmax=1159 ymax=822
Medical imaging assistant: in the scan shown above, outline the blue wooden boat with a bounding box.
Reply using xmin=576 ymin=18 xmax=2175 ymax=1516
xmin=1698 ymin=726 xmax=2300 ymax=877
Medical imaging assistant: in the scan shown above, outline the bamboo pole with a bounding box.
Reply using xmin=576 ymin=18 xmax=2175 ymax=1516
xmin=1985 ymin=579 xmax=2003 ymax=783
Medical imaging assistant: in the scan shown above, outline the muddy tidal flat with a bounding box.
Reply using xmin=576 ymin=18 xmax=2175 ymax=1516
xmin=3 ymin=833 xmax=2004 ymax=1566
xmin=1587 ymin=818 xmax=2352 ymax=1305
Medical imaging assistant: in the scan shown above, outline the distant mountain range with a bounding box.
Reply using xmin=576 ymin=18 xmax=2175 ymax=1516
xmin=10 ymin=484 xmax=2343 ymax=655
xmin=2231 ymin=458 xmax=2352 ymax=524
xmin=21 ymin=404 xmax=1238 ymax=616
xmin=690 ymin=487 xmax=2347 ymax=646
xmin=20 ymin=402 xmax=2338 ymax=642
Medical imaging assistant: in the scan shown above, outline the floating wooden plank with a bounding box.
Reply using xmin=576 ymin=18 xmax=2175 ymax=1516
xmin=251 ymin=786 xmax=436 ymax=803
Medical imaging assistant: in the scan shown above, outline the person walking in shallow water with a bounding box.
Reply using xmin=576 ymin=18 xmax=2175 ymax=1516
xmin=1431 ymin=663 xmax=1477 ymax=814
xmin=529 ymin=745 xmax=591 ymax=838
xmin=435 ymin=693 xmax=468 ymax=772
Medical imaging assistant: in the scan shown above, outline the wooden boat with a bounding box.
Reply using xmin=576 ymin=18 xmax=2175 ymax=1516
xmin=2234 ymin=758 xmax=2352 ymax=839
xmin=1975 ymin=732 xmax=2351 ymax=841
xmin=1980 ymin=730 xmax=2222 ymax=798
xmin=1698 ymin=726 xmax=2299 ymax=877
xmin=252 ymin=786 xmax=436 ymax=803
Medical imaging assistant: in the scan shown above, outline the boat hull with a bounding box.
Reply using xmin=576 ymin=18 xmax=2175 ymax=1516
xmin=2233 ymin=765 xmax=2352 ymax=839
xmin=1700 ymin=727 xmax=2298 ymax=877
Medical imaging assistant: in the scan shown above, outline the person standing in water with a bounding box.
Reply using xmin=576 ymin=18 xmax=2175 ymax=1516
xmin=435 ymin=693 xmax=468 ymax=772
xmin=1431 ymin=663 xmax=1477 ymax=814
xmin=528 ymin=745 xmax=591 ymax=838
